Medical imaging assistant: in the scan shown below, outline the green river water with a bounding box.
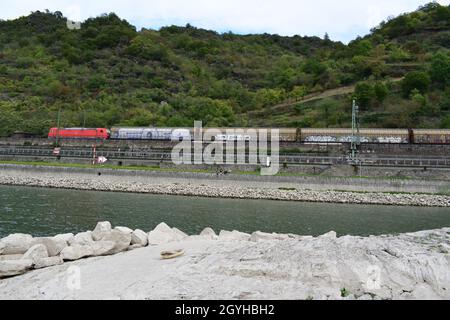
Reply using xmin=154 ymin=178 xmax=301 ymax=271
xmin=0 ymin=185 xmax=449 ymax=238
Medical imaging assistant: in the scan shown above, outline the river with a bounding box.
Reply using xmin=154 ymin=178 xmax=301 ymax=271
xmin=0 ymin=185 xmax=449 ymax=238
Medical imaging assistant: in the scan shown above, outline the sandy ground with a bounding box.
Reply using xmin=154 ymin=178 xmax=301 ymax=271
xmin=0 ymin=228 xmax=449 ymax=300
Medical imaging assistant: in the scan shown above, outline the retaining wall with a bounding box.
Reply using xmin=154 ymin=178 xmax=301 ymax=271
xmin=1 ymin=164 xmax=449 ymax=194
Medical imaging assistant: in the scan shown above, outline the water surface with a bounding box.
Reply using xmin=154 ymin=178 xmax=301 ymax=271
xmin=0 ymin=185 xmax=449 ymax=237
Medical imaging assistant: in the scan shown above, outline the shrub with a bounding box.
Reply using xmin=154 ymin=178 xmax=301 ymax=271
xmin=430 ymin=51 xmax=450 ymax=86
xmin=402 ymin=71 xmax=431 ymax=96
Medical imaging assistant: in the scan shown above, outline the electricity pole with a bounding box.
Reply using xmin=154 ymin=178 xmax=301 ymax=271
xmin=350 ymin=99 xmax=360 ymax=162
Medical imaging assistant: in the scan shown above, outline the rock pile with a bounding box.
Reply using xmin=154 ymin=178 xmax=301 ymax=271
xmin=0 ymin=222 xmax=189 ymax=279
xmin=0 ymin=224 xmax=449 ymax=300
xmin=0 ymin=221 xmax=338 ymax=279
xmin=1 ymin=171 xmax=449 ymax=207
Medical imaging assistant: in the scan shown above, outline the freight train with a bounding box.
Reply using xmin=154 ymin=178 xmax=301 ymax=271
xmin=47 ymin=127 xmax=450 ymax=144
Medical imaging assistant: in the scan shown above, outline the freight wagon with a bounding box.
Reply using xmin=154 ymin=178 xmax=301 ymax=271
xmin=47 ymin=127 xmax=450 ymax=144
xmin=299 ymin=128 xmax=410 ymax=144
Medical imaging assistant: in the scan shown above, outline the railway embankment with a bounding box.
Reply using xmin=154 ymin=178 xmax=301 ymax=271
xmin=0 ymin=164 xmax=449 ymax=207
xmin=0 ymin=221 xmax=449 ymax=300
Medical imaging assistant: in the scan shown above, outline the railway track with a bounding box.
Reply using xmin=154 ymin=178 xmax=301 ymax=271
xmin=1 ymin=139 xmax=450 ymax=150
xmin=1 ymin=146 xmax=450 ymax=168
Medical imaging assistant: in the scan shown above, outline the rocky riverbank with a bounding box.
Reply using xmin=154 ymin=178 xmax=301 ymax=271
xmin=0 ymin=166 xmax=449 ymax=207
xmin=0 ymin=222 xmax=449 ymax=300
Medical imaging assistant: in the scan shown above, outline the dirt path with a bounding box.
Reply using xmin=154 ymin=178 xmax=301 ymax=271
xmin=246 ymin=77 xmax=404 ymax=118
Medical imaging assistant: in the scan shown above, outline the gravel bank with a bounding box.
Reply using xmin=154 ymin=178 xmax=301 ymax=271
xmin=0 ymin=166 xmax=449 ymax=207
xmin=0 ymin=165 xmax=450 ymax=207
xmin=0 ymin=224 xmax=449 ymax=300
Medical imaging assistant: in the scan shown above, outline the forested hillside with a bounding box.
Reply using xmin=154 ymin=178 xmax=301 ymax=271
xmin=0 ymin=2 xmax=449 ymax=136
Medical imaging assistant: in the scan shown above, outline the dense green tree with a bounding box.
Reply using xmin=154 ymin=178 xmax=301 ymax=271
xmin=127 ymin=33 xmax=170 ymax=62
xmin=442 ymin=115 xmax=450 ymax=129
xmin=350 ymin=39 xmax=373 ymax=56
xmin=402 ymin=71 xmax=431 ymax=96
xmin=302 ymin=59 xmax=327 ymax=77
xmin=374 ymin=82 xmax=389 ymax=103
xmin=354 ymin=82 xmax=375 ymax=109
xmin=429 ymin=51 xmax=450 ymax=86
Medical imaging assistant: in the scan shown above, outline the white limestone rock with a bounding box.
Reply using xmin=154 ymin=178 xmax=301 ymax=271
xmin=31 ymin=237 xmax=67 ymax=257
xmin=127 ymin=244 xmax=144 ymax=251
xmin=289 ymin=235 xmax=314 ymax=241
xmin=53 ymin=233 xmax=74 ymax=244
xmin=0 ymin=228 xmax=449 ymax=299
xmin=0 ymin=234 xmax=33 ymax=255
xmin=0 ymin=242 xmax=5 ymax=255
xmin=0 ymin=254 xmax=23 ymax=261
xmin=69 ymin=231 xmax=94 ymax=246
xmin=186 ymin=227 xmax=218 ymax=241
xmin=92 ymin=222 xmax=112 ymax=241
xmin=0 ymin=259 xmax=33 ymax=278
xmin=60 ymin=245 xmax=94 ymax=261
xmin=89 ymin=241 xmax=117 ymax=256
xmin=319 ymin=231 xmax=337 ymax=239
xmin=219 ymin=230 xmax=251 ymax=241
xmin=250 ymin=231 xmax=289 ymax=242
xmin=114 ymin=226 xmax=133 ymax=235
xmin=95 ymin=230 xmax=131 ymax=255
xmin=147 ymin=223 xmax=186 ymax=246
xmin=357 ymin=294 xmax=375 ymax=300
xmin=172 ymin=228 xmax=188 ymax=240
xmin=200 ymin=228 xmax=217 ymax=239
xmin=34 ymin=256 xmax=63 ymax=269
xmin=22 ymin=244 xmax=48 ymax=262
xmin=131 ymin=229 xmax=148 ymax=246
xmin=152 ymin=222 xmax=172 ymax=233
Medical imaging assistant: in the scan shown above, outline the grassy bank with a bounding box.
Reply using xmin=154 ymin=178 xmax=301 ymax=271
xmin=0 ymin=160 xmax=448 ymax=185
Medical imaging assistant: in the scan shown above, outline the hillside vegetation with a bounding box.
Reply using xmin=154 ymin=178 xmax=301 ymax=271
xmin=0 ymin=3 xmax=449 ymax=136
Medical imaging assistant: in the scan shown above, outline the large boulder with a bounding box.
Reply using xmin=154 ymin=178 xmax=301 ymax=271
xmin=60 ymin=245 xmax=94 ymax=261
xmin=0 ymin=254 xmax=23 ymax=261
xmin=92 ymin=222 xmax=112 ymax=241
xmin=131 ymin=229 xmax=148 ymax=246
xmin=152 ymin=222 xmax=172 ymax=233
xmin=89 ymin=241 xmax=116 ymax=256
xmin=114 ymin=226 xmax=133 ymax=235
xmin=128 ymin=244 xmax=144 ymax=251
xmin=69 ymin=231 xmax=94 ymax=246
xmin=34 ymin=256 xmax=63 ymax=269
xmin=172 ymin=228 xmax=188 ymax=240
xmin=200 ymin=228 xmax=217 ymax=239
xmin=53 ymin=233 xmax=74 ymax=244
xmin=0 ymin=259 xmax=33 ymax=278
xmin=318 ymin=231 xmax=337 ymax=240
xmin=22 ymin=244 xmax=48 ymax=262
xmin=0 ymin=234 xmax=34 ymax=255
xmin=0 ymin=242 xmax=5 ymax=255
xmin=147 ymin=223 xmax=186 ymax=246
xmin=95 ymin=230 xmax=131 ymax=255
xmin=31 ymin=237 xmax=67 ymax=257
xmin=250 ymin=231 xmax=289 ymax=242
xmin=219 ymin=230 xmax=251 ymax=241
xmin=186 ymin=227 xmax=218 ymax=241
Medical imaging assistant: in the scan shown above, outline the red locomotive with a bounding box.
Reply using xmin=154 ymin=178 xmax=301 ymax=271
xmin=48 ymin=128 xmax=110 ymax=140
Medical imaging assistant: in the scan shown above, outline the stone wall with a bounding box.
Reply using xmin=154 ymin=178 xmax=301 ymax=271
xmin=1 ymin=164 xmax=449 ymax=195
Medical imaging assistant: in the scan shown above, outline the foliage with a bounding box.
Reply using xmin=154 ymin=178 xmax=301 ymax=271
xmin=0 ymin=4 xmax=449 ymax=136
xmin=354 ymin=82 xmax=375 ymax=109
xmin=429 ymin=51 xmax=450 ymax=86
xmin=402 ymin=71 xmax=431 ymax=96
